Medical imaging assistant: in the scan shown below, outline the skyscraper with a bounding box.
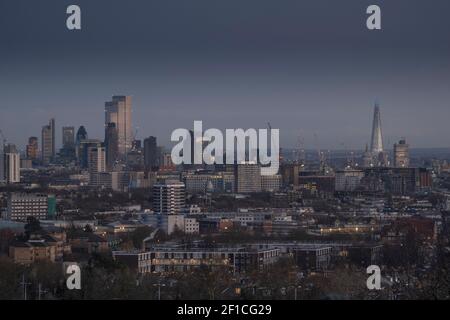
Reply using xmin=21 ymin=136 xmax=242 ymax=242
xmin=144 ymin=136 xmax=158 ymax=169
xmin=88 ymin=145 xmax=106 ymax=175
xmin=76 ymin=126 xmax=88 ymax=164
xmin=61 ymin=127 xmax=76 ymax=162
xmin=153 ymin=181 xmax=186 ymax=215
xmin=105 ymin=96 xmax=132 ymax=158
xmin=76 ymin=126 xmax=88 ymax=144
xmin=26 ymin=137 xmax=39 ymax=160
xmin=367 ymin=103 xmax=389 ymax=167
xmin=87 ymin=145 xmax=110 ymax=188
xmin=42 ymin=119 xmax=55 ymax=165
xmin=394 ymin=139 xmax=410 ymax=168
xmin=62 ymin=126 xmax=75 ymax=148
xmin=105 ymin=123 xmax=119 ymax=170
xmin=370 ymin=103 xmax=383 ymax=154
xmin=78 ymin=139 xmax=102 ymax=169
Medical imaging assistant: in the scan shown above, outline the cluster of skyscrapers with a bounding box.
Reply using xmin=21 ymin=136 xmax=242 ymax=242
xmin=1 ymin=95 xmax=167 ymax=188
xmin=1 ymin=99 xmax=411 ymax=197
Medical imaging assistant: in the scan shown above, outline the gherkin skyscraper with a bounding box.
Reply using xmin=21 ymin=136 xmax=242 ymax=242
xmin=370 ymin=103 xmax=383 ymax=154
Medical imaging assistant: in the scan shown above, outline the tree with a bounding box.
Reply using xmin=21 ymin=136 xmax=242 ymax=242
xmin=0 ymin=257 xmax=25 ymax=299
xmin=173 ymin=266 xmax=235 ymax=300
xmin=29 ymin=261 xmax=65 ymax=300
xmin=308 ymin=266 xmax=368 ymax=300
xmin=78 ymin=265 xmax=137 ymax=300
xmin=247 ymin=257 xmax=299 ymax=300
xmin=0 ymin=229 xmax=15 ymax=254
xmin=131 ymin=226 xmax=153 ymax=249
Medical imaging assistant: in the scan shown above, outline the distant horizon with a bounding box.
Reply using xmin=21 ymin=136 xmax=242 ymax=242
xmin=2 ymin=106 xmax=450 ymax=152
xmin=3 ymin=115 xmax=450 ymax=155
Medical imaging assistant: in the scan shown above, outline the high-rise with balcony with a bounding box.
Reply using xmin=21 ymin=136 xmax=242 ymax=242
xmin=153 ymin=181 xmax=186 ymax=215
xmin=3 ymin=144 xmax=20 ymax=184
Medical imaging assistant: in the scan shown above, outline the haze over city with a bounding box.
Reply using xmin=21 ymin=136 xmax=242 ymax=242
xmin=3 ymin=0 xmax=450 ymax=305
xmin=1 ymin=0 xmax=450 ymax=149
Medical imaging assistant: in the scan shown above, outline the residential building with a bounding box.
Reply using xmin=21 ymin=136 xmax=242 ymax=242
xmin=113 ymin=246 xmax=280 ymax=274
xmin=6 ymin=193 xmax=53 ymax=221
xmin=153 ymin=181 xmax=186 ymax=215
xmin=3 ymin=144 xmax=20 ymax=184
xmin=9 ymin=240 xmax=56 ymax=264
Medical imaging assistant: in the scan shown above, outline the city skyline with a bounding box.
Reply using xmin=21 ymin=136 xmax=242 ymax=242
xmin=1 ymin=98 xmax=449 ymax=153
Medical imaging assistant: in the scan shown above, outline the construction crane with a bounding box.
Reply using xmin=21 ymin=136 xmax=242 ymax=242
xmin=314 ymin=133 xmax=328 ymax=173
xmin=130 ymin=126 xmax=140 ymax=151
xmin=313 ymin=133 xmax=322 ymax=161
xmin=296 ymin=133 xmax=305 ymax=164
xmin=132 ymin=126 xmax=139 ymax=141
xmin=0 ymin=129 xmax=5 ymax=181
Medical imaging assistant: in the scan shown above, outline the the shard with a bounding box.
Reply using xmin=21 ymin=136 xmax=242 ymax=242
xmin=370 ymin=103 xmax=383 ymax=154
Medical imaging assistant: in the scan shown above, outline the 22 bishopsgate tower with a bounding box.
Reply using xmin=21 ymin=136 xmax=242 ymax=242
xmin=105 ymin=96 xmax=132 ymax=159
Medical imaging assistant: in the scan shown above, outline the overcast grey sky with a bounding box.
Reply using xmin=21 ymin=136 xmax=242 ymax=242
xmin=1 ymin=0 xmax=449 ymax=150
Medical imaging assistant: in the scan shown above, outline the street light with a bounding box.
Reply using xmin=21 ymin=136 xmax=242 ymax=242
xmin=294 ymin=285 xmax=302 ymax=301
xmin=153 ymin=281 xmax=166 ymax=300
